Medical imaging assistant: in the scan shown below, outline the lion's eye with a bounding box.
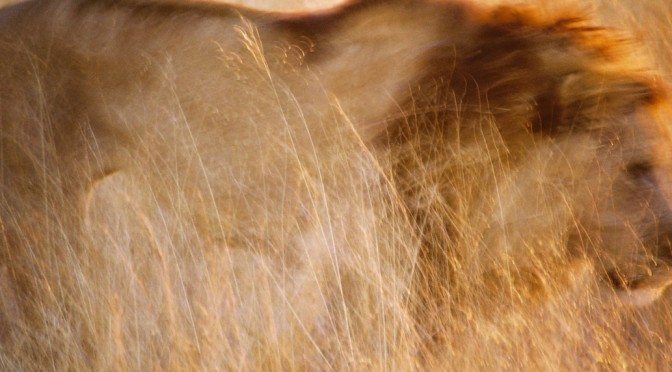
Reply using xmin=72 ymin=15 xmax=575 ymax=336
xmin=627 ymin=160 xmax=655 ymax=181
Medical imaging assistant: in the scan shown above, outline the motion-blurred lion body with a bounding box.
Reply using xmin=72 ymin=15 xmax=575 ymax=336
xmin=0 ymin=0 xmax=671 ymax=367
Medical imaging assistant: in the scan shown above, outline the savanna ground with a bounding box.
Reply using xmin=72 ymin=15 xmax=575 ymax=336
xmin=1 ymin=0 xmax=672 ymax=370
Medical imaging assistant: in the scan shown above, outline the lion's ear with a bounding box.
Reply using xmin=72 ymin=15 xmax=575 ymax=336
xmin=530 ymin=76 xmax=567 ymax=135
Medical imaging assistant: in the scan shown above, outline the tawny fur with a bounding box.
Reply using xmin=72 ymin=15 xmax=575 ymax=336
xmin=0 ymin=0 xmax=671 ymax=367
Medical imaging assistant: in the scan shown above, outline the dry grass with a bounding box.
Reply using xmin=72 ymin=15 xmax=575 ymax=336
xmin=0 ymin=0 xmax=671 ymax=370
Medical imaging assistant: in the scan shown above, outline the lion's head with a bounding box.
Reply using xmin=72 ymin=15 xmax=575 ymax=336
xmin=375 ymin=5 xmax=672 ymax=308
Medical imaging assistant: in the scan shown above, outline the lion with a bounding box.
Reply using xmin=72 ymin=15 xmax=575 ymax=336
xmin=0 ymin=0 xmax=671 ymax=367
